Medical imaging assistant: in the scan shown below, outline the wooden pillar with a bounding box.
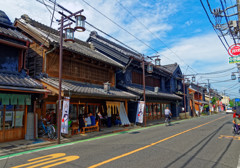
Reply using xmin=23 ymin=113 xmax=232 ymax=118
xmin=33 ymin=100 xmax=36 ymax=139
xmin=125 ymin=100 xmax=128 ymax=115
xmin=3 ymin=105 xmax=5 ymax=141
xmin=24 ymin=105 xmax=28 ymax=135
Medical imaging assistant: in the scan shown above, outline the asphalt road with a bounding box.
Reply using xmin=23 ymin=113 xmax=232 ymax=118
xmin=0 ymin=113 xmax=239 ymax=168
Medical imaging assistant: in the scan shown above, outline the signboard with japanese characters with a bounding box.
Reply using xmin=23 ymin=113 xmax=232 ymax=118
xmin=229 ymin=56 xmax=240 ymax=64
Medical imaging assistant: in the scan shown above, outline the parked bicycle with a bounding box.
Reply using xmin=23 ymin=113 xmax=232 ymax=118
xmin=38 ymin=119 xmax=56 ymax=139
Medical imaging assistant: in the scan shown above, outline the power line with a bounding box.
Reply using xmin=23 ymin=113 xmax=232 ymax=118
xmin=115 ymin=0 xmax=197 ymax=72
xmin=200 ymin=0 xmax=229 ymax=51
xmin=81 ymin=0 xmax=159 ymax=54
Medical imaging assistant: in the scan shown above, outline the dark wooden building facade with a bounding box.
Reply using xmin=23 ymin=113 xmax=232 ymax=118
xmin=14 ymin=15 xmax=138 ymax=134
xmin=87 ymin=31 xmax=182 ymax=123
xmin=0 ymin=11 xmax=47 ymax=142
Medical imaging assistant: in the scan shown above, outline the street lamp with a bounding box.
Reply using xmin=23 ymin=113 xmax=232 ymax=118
xmin=147 ymin=63 xmax=154 ymax=73
xmin=75 ymin=14 xmax=86 ymax=32
xmin=192 ymin=76 xmax=196 ymax=82
xmin=231 ymin=72 xmax=237 ymax=80
xmin=155 ymin=57 xmax=161 ymax=67
xmin=64 ymin=27 xmax=75 ymax=42
xmin=57 ymin=9 xmax=86 ymax=144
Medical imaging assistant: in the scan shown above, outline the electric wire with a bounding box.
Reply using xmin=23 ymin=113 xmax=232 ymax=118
xmin=81 ymin=0 xmax=159 ymax=55
xmin=220 ymin=0 xmax=237 ymax=44
xmin=116 ymin=0 xmax=197 ymax=73
xmin=40 ymin=0 xmax=56 ymax=47
xmin=200 ymin=0 xmax=229 ymax=51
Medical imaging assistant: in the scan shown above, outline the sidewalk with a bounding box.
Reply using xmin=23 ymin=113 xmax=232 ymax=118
xmin=0 ymin=118 xmax=175 ymax=157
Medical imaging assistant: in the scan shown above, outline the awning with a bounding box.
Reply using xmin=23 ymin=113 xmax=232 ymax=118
xmin=195 ymin=100 xmax=208 ymax=105
xmin=40 ymin=77 xmax=139 ymax=99
xmin=118 ymin=83 xmax=182 ymax=101
xmin=0 ymin=93 xmax=31 ymax=105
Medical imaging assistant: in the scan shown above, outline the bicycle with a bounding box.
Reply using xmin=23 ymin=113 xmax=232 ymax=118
xmin=38 ymin=120 xmax=56 ymax=139
xmin=165 ymin=116 xmax=171 ymax=126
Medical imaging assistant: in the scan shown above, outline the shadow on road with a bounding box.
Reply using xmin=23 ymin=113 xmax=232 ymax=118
xmin=163 ymin=120 xmax=233 ymax=168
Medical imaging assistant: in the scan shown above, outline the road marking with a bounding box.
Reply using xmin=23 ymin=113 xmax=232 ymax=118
xmin=88 ymin=116 xmax=227 ymax=168
xmin=11 ymin=153 xmax=79 ymax=168
xmin=0 ymin=115 xmax=224 ymax=161
xmin=218 ymin=135 xmax=240 ymax=140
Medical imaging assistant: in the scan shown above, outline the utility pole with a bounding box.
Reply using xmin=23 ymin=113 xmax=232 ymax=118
xmin=237 ymin=0 xmax=240 ymax=29
xmin=142 ymin=58 xmax=146 ymax=127
xmin=183 ymin=78 xmax=187 ymax=119
xmin=207 ymin=79 xmax=211 ymax=115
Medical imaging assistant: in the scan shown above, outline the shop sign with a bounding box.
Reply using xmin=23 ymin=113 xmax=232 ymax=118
xmin=136 ymin=101 xmax=145 ymax=123
xmin=61 ymin=97 xmax=70 ymax=134
xmin=229 ymin=56 xmax=240 ymax=64
xmin=228 ymin=44 xmax=240 ymax=57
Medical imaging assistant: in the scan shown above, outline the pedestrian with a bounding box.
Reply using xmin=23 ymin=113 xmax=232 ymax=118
xmin=233 ymin=110 xmax=240 ymax=132
xmin=78 ymin=114 xmax=85 ymax=133
xmin=164 ymin=106 xmax=172 ymax=121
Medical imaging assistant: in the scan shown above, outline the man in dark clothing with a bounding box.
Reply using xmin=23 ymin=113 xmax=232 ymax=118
xmin=78 ymin=114 xmax=85 ymax=133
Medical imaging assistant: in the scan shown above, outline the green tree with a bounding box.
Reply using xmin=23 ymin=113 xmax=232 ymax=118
xmin=229 ymin=100 xmax=234 ymax=107
xmin=211 ymin=97 xmax=218 ymax=105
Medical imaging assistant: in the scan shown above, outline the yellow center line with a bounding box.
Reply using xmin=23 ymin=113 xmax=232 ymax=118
xmin=88 ymin=115 xmax=227 ymax=168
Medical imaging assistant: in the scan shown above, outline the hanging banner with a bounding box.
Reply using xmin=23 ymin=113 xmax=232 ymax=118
xmin=136 ymin=101 xmax=145 ymax=123
xmin=61 ymin=97 xmax=70 ymax=134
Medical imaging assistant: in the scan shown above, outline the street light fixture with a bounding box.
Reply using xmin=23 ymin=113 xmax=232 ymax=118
xmin=192 ymin=76 xmax=196 ymax=82
xmin=75 ymin=14 xmax=86 ymax=32
xmin=57 ymin=9 xmax=86 ymax=144
xmin=155 ymin=58 xmax=161 ymax=67
xmin=231 ymin=72 xmax=237 ymax=80
xmin=147 ymin=63 xmax=154 ymax=73
xmin=64 ymin=27 xmax=75 ymax=42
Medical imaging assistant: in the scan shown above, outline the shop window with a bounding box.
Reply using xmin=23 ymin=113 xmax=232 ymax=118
xmin=78 ymin=105 xmax=85 ymax=116
xmin=46 ymin=104 xmax=56 ymax=125
xmin=5 ymin=105 xmax=14 ymax=129
xmin=15 ymin=105 xmax=24 ymax=128
xmin=88 ymin=105 xmax=94 ymax=115
xmin=157 ymin=104 xmax=161 ymax=115
xmin=69 ymin=104 xmax=77 ymax=121
xmin=149 ymin=104 xmax=153 ymax=116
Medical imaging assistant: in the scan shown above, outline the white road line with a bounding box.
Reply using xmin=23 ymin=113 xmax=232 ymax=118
xmin=238 ymin=154 xmax=240 ymax=168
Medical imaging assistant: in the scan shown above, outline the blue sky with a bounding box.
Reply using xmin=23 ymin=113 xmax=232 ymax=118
xmin=1 ymin=0 xmax=239 ymax=98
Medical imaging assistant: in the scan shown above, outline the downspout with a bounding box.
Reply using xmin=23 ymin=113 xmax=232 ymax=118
xmin=123 ymin=57 xmax=134 ymax=73
xmin=44 ymin=44 xmax=57 ymax=73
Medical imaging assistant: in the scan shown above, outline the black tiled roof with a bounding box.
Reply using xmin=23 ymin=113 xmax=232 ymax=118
xmin=162 ymin=63 xmax=178 ymax=73
xmin=0 ymin=71 xmax=43 ymax=89
xmin=0 ymin=26 xmax=31 ymax=42
xmin=16 ymin=15 xmax=123 ymax=68
xmin=40 ymin=77 xmax=138 ymax=99
xmin=118 ymin=83 xmax=182 ymax=100
xmin=87 ymin=31 xmax=142 ymax=65
xmin=88 ymin=32 xmax=172 ymax=75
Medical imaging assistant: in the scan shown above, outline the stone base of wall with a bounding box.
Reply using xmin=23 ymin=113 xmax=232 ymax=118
xmin=179 ymin=112 xmax=191 ymax=119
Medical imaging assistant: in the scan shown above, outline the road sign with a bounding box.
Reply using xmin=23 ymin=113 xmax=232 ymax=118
xmin=235 ymin=98 xmax=240 ymax=102
xmin=229 ymin=56 xmax=240 ymax=64
xmin=228 ymin=43 xmax=240 ymax=57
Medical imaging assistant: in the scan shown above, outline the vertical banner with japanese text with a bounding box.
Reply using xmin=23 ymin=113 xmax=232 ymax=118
xmin=136 ymin=101 xmax=145 ymax=123
xmin=61 ymin=97 xmax=70 ymax=134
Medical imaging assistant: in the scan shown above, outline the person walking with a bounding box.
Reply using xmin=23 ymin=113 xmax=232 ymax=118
xmin=164 ymin=107 xmax=172 ymax=125
xmin=78 ymin=114 xmax=85 ymax=133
